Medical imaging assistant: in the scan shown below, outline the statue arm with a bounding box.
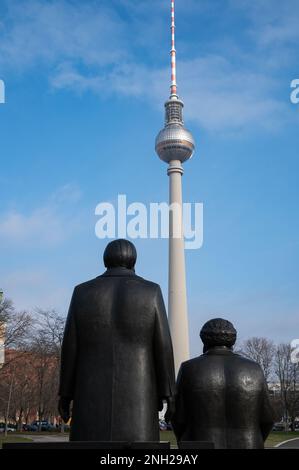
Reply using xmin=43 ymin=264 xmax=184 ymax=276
xmin=58 ymin=287 xmax=78 ymax=401
xmin=260 ymin=378 xmax=274 ymax=441
xmin=153 ymin=286 xmax=176 ymax=405
xmin=172 ymin=365 xmax=187 ymax=442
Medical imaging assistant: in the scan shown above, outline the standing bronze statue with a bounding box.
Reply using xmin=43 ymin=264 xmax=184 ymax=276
xmin=172 ymin=318 xmax=274 ymax=449
xmin=58 ymin=239 xmax=175 ymax=441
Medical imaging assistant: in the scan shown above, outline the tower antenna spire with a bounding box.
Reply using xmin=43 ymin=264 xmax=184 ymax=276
xmin=170 ymin=0 xmax=177 ymax=97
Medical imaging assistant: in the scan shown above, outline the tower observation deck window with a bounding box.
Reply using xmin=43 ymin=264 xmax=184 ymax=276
xmin=165 ymin=102 xmax=183 ymax=124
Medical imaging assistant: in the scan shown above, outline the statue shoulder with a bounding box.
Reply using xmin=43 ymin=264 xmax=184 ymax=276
xmin=136 ymin=277 xmax=161 ymax=292
xmin=233 ymin=352 xmax=261 ymax=366
xmin=72 ymin=277 xmax=99 ymax=294
xmin=232 ymin=353 xmax=265 ymax=376
xmin=179 ymin=356 xmax=203 ymax=374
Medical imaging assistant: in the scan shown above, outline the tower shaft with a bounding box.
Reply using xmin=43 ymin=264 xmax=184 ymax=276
xmin=168 ymin=160 xmax=190 ymax=373
xmin=155 ymin=0 xmax=195 ymax=375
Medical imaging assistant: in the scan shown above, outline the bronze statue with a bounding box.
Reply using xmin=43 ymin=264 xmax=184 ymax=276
xmin=58 ymin=239 xmax=175 ymax=441
xmin=172 ymin=318 xmax=274 ymax=449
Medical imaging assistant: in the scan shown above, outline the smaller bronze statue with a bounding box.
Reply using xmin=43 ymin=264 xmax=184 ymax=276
xmin=172 ymin=318 xmax=274 ymax=449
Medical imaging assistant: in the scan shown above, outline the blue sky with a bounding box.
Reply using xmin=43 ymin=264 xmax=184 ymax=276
xmin=0 ymin=0 xmax=298 ymax=356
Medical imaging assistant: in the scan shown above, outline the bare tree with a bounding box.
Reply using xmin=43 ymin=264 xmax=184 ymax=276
xmin=239 ymin=337 xmax=275 ymax=383
xmin=0 ymin=305 xmax=66 ymax=430
xmin=27 ymin=309 xmax=65 ymax=429
xmin=0 ymin=297 xmax=32 ymax=356
xmin=5 ymin=311 xmax=32 ymax=350
xmin=28 ymin=329 xmax=56 ymax=430
xmin=0 ymin=297 xmax=33 ymax=433
xmin=34 ymin=309 xmax=65 ymax=359
xmin=274 ymin=343 xmax=299 ymax=430
xmin=6 ymin=353 xmax=38 ymax=431
xmin=0 ymin=298 xmax=14 ymax=323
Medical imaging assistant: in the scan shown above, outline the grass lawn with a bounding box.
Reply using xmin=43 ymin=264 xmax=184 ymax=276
xmin=0 ymin=435 xmax=33 ymax=449
xmin=160 ymin=430 xmax=177 ymax=447
xmin=265 ymin=432 xmax=299 ymax=448
xmin=1 ymin=431 xmax=297 ymax=449
xmin=161 ymin=430 xmax=299 ymax=448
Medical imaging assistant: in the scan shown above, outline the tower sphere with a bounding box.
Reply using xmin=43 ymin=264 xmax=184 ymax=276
xmin=155 ymin=123 xmax=195 ymax=164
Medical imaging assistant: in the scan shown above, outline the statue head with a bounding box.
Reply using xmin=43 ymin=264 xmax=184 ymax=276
xmin=200 ymin=318 xmax=237 ymax=352
xmin=103 ymin=239 xmax=137 ymax=270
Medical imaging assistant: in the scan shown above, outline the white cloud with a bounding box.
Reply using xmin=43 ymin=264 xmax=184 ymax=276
xmin=0 ymin=209 xmax=63 ymax=244
xmin=2 ymin=269 xmax=71 ymax=312
xmin=179 ymin=57 xmax=289 ymax=133
xmin=0 ymin=0 xmax=297 ymax=133
xmin=0 ymin=0 xmax=128 ymax=70
xmin=51 ymin=56 xmax=290 ymax=133
xmin=0 ymin=183 xmax=82 ymax=246
xmin=50 ymin=183 xmax=82 ymax=204
xmin=230 ymin=0 xmax=299 ymax=47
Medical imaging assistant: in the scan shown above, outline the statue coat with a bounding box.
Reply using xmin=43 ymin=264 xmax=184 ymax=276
xmin=172 ymin=347 xmax=274 ymax=449
xmin=59 ymin=267 xmax=175 ymax=441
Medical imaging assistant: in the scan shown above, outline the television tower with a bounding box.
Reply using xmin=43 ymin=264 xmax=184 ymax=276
xmin=155 ymin=0 xmax=195 ymax=374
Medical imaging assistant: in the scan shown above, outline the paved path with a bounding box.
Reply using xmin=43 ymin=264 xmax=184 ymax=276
xmin=15 ymin=434 xmax=69 ymax=443
xmin=14 ymin=435 xmax=299 ymax=448
xmin=275 ymin=438 xmax=299 ymax=449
